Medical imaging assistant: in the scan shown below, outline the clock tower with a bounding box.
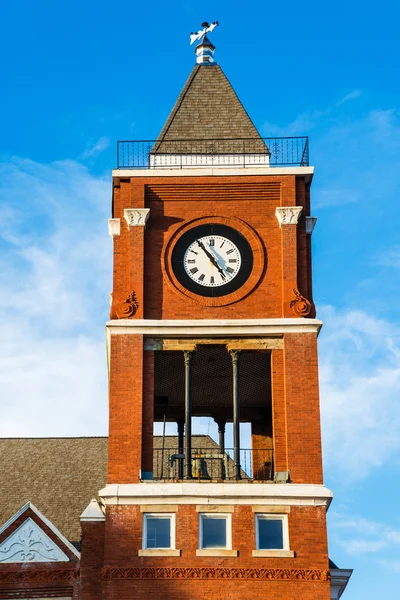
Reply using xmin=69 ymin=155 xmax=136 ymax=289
xmin=80 ymin=27 xmax=340 ymax=600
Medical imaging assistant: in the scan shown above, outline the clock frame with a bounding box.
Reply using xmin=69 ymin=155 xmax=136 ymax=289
xmin=164 ymin=216 xmax=265 ymax=308
xmin=171 ymin=224 xmax=253 ymax=298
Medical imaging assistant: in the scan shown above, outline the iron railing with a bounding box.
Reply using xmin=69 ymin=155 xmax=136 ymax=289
xmin=152 ymin=447 xmax=274 ymax=482
xmin=116 ymin=137 xmax=309 ymax=169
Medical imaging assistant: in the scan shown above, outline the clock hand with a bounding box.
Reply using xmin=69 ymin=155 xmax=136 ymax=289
xmin=196 ymin=240 xmax=226 ymax=279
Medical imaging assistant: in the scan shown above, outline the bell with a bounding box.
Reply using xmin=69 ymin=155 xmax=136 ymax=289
xmin=192 ymin=454 xmax=211 ymax=479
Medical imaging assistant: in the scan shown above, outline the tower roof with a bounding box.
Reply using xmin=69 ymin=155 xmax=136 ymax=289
xmin=155 ymin=63 xmax=263 ymax=153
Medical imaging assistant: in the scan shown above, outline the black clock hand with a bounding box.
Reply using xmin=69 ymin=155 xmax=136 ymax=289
xmin=196 ymin=240 xmax=226 ymax=279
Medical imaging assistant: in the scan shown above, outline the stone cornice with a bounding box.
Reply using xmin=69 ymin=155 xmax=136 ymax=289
xmin=99 ymin=482 xmax=333 ymax=509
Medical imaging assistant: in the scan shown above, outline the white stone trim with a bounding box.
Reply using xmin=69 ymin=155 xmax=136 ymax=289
xmin=330 ymin=569 xmax=353 ymax=599
xmin=275 ymin=206 xmax=303 ymax=226
xmin=196 ymin=549 xmax=238 ymax=557
xmin=99 ymin=483 xmax=333 ymax=509
xmin=124 ymin=208 xmax=150 ymax=227
xmin=106 ymin=318 xmax=322 ymax=337
xmin=80 ymin=499 xmax=105 ymax=522
xmin=139 ymin=549 xmax=181 ymax=556
xmin=305 ymin=216 xmax=317 ymax=234
xmin=149 ymin=153 xmax=270 ymax=168
xmin=0 ymin=502 xmax=80 ymax=559
xmin=252 ymin=549 xmax=294 ymax=558
xmin=112 ymin=166 xmax=314 ymax=182
xmin=108 ymin=218 xmax=120 ymax=237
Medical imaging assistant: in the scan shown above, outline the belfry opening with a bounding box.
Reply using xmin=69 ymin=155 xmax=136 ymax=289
xmin=151 ymin=343 xmax=273 ymax=481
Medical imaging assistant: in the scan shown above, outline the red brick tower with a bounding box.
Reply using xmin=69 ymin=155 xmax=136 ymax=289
xmin=81 ymin=30 xmax=335 ymax=600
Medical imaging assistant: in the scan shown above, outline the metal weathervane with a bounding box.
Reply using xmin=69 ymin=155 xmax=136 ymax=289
xmin=190 ymin=21 xmax=219 ymax=45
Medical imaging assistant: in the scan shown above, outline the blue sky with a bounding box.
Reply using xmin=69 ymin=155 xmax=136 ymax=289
xmin=1 ymin=0 xmax=400 ymax=597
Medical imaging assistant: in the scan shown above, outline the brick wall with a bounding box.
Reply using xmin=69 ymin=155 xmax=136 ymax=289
xmin=99 ymin=503 xmax=330 ymax=600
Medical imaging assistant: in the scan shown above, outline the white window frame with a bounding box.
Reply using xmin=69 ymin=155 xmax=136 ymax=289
xmin=255 ymin=514 xmax=289 ymax=551
xmin=199 ymin=513 xmax=232 ymax=550
xmin=142 ymin=513 xmax=176 ymax=550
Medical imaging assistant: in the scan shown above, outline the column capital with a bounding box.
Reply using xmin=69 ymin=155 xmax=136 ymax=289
xmin=108 ymin=218 xmax=120 ymax=237
xmin=183 ymin=349 xmax=194 ymax=365
xmin=229 ymin=349 xmax=241 ymax=364
xmin=124 ymin=208 xmax=150 ymax=227
xmin=275 ymin=206 xmax=302 ymax=227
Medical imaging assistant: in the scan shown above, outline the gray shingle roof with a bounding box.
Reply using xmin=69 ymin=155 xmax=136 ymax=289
xmin=0 ymin=436 xmax=220 ymax=544
xmin=154 ymin=64 xmax=266 ymax=154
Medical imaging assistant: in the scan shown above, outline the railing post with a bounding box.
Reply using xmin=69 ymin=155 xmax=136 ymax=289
xmin=183 ymin=350 xmax=193 ymax=479
xmin=230 ymin=350 xmax=241 ymax=480
xmin=177 ymin=419 xmax=184 ymax=479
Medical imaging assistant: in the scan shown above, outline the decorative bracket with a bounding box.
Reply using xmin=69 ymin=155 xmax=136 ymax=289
xmin=275 ymin=207 xmax=302 ymax=227
xmin=124 ymin=208 xmax=150 ymax=227
xmin=111 ymin=291 xmax=140 ymax=319
xmin=290 ymin=288 xmax=312 ymax=317
xmin=305 ymin=216 xmax=317 ymax=234
xmin=108 ymin=218 xmax=120 ymax=237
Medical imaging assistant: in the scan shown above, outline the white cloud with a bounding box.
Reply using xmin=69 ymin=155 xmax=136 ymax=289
xmin=319 ymin=306 xmax=400 ymax=479
xmin=330 ymin=512 xmax=400 ymax=556
xmin=337 ymin=90 xmax=363 ymax=105
xmin=0 ymin=158 xmax=111 ymax=436
xmin=81 ymin=136 xmax=110 ymax=159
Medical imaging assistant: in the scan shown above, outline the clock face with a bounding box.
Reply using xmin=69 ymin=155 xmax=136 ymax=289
xmin=171 ymin=224 xmax=253 ymax=297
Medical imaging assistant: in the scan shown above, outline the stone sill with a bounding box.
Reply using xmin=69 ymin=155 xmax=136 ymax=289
xmin=196 ymin=549 xmax=238 ymax=557
xmin=252 ymin=549 xmax=295 ymax=558
xmin=139 ymin=549 xmax=181 ymax=557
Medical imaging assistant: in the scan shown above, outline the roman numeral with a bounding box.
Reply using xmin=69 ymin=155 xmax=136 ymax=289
xmin=190 ymin=250 xmax=198 ymax=255
xmin=198 ymin=274 xmax=205 ymax=282
xmin=190 ymin=267 xmax=198 ymax=274
xmin=220 ymin=241 xmax=225 ymax=248
xmin=226 ymin=249 xmax=234 ymax=254
xmin=188 ymin=259 xmax=196 ymax=264
xmin=229 ymin=259 xmax=237 ymax=263
xmin=210 ymin=276 xmax=215 ymax=285
xmin=226 ymin=267 xmax=234 ymax=274
xmin=209 ymin=239 xmax=215 ymax=246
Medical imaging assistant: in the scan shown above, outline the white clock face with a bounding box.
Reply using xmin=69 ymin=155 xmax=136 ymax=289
xmin=183 ymin=235 xmax=242 ymax=287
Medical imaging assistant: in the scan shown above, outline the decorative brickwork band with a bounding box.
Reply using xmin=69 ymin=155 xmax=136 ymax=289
xmin=0 ymin=568 xmax=78 ymax=584
xmin=102 ymin=567 xmax=330 ymax=581
xmin=275 ymin=206 xmax=302 ymax=226
xmin=124 ymin=208 xmax=150 ymax=227
xmin=290 ymin=288 xmax=312 ymax=317
xmin=111 ymin=291 xmax=139 ymax=319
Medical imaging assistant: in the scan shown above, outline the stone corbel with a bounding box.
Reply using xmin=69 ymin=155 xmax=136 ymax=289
xmin=305 ymin=216 xmax=317 ymax=234
xmin=108 ymin=218 xmax=121 ymax=237
xmin=124 ymin=208 xmax=150 ymax=227
xmin=275 ymin=207 xmax=302 ymax=227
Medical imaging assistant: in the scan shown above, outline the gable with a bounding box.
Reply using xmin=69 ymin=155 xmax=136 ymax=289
xmin=0 ymin=517 xmax=69 ymax=563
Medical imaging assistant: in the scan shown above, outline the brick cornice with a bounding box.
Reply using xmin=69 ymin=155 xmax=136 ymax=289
xmin=102 ymin=566 xmax=330 ymax=581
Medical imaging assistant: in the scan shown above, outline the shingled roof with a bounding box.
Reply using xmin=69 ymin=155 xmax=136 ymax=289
xmin=0 ymin=435 xmax=220 ymax=545
xmin=154 ymin=63 xmax=266 ymax=154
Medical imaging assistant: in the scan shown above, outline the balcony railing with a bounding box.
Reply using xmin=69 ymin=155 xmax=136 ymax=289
xmin=116 ymin=137 xmax=309 ymax=169
xmin=153 ymin=447 xmax=274 ymax=482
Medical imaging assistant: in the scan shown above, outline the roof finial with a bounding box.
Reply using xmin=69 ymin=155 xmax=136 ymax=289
xmin=190 ymin=21 xmax=218 ymax=64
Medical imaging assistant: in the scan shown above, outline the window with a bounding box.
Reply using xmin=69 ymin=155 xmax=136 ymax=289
xmin=255 ymin=515 xmax=288 ymax=550
xmin=199 ymin=513 xmax=231 ymax=549
xmin=143 ymin=514 xmax=175 ymax=549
